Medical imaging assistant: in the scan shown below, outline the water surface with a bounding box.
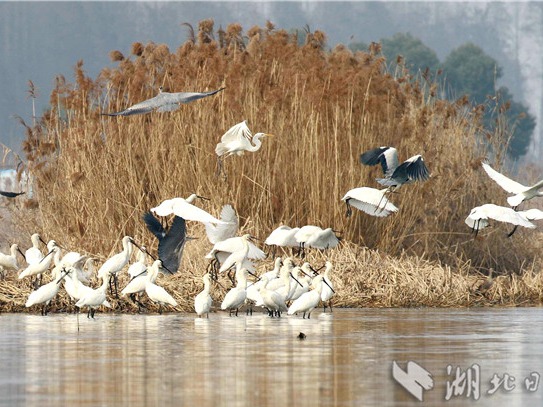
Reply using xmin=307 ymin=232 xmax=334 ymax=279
xmin=1 ymin=308 xmax=543 ymax=406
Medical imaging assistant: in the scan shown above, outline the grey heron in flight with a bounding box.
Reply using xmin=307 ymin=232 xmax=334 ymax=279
xmin=360 ymin=146 xmax=430 ymax=190
xmin=143 ymin=212 xmax=188 ymax=275
xmin=102 ymin=87 xmax=225 ymax=116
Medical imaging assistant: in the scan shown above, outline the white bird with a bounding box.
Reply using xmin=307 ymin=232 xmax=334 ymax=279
xmin=288 ymin=274 xmax=333 ymax=319
xmin=61 ymin=266 xmax=95 ymax=302
xmin=320 ymin=262 xmax=335 ymax=312
xmin=295 ymin=226 xmax=340 ymax=256
xmin=194 ymin=273 xmax=213 ymax=318
xmin=215 ymin=120 xmax=274 ymax=176
xmin=127 ymin=246 xmax=148 ymax=279
xmin=465 ymin=204 xmax=539 ymax=235
xmin=97 ymin=236 xmax=137 ymax=297
xmin=257 ymin=276 xmax=288 ymax=317
xmin=264 ymin=226 xmax=300 ymax=256
xmin=102 ymin=87 xmax=225 ymax=116
xmin=0 ymin=244 xmax=25 ymax=275
xmin=204 ymin=204 xmax=239 ymax=244
xmin=25 ymin=266 xmax=67 ymax=315
xmin=482 ymin=162 xmax=543 ymax=208
xmin=221 ymin=267 xmax=250 ymax=316
xmin=360 ymin=146 xmax=430 ymax=189
xmin=24 ymin=233 xmax=47 ymax=266
xmin=151 ymin=194 xmax=225 ymax=224
xmin=206 ymin=234 xmax=265 ymax=277
xmin=341 ymin=187 xmax=399 ymax=217
xmin=144 ymin=260 xmax=178 ymax=313
xmin=75 ymin=273 xmax=112 ymax=318
xmin=18 ymin=241 xmax=58 ymax=284
xmin=121 ymin=258 xmax=161 ymax=309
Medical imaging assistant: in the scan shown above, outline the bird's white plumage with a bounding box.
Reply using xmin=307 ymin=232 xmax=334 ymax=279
xmin=288 ymin=274 xmax=326 ymax=317
xmin=215 ymin=120 xmax=273 ymax=157
xmin=75 ymin=273 xmax=112 ymax=313
xmin=482 ymin=162 xmax=543 ymax=207
xmin=0 ymin=244 xmax=23 ymax=272
xmin=144 ymin=260 xmax=177 ymax=308
xmin=264 ymin=226 xmax=300 ymax=247
xmin=18 ymin=246 xmax=58 ymax=280
xmin=342 ymin=187 xmax=398 ymax=217
xmin=25 ymin=267 xmax=66 ymax=309
xmin=257 ymin=276 xmax=288 ymax=314
xmin=194 ymin=273 xmax=213 ymax=317
xmin=97 ymin=236 xmax=134 ymax=280
xmin=205 ymin=204 xmax=239 ymax=244
xmin=220 ymin=268 xmax=249 ymax=312
xmin=152 ymin=196 xmax=225 ymax=224
xmin=295 ymin=226 xmax=339 ymax=250
xmin=465 ymin=203 xmax=536 ymax=231
xmin=25 ymin=234 xmax=45 ymax=266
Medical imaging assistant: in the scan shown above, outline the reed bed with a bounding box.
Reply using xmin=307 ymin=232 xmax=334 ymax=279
xmin=3 ymin=21 xmax=542 ymax=313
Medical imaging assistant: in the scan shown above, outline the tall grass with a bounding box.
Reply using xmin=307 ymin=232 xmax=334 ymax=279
xmin=18 ymin=21 xmax=542 ymax=279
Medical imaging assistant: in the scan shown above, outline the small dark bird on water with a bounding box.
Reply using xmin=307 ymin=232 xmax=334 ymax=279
xmin=297 ymin=332 xmax=306 ymax=340
xmin=0 ymin=190 xmax=25 ymax=198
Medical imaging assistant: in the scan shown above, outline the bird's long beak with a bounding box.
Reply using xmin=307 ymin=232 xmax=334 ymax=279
xmin=39 ymin=248 xmax=56 ymax=264
xmin=290 ymin=272 xmax=303 ymax=287
xmin=323 ymin=279 xmax=335 ymax=293
xmin=57 ymin=268 xmax=69 ymax=284
xmin=196 ymin=195 xmax=210 ymax=201
xmin=39 ymin=236 xmax=48 ymax=246
xmin=17 ymin=247 xmax=27 ymax=262
xmin=300 ymin=268 xmax=313 ymax=278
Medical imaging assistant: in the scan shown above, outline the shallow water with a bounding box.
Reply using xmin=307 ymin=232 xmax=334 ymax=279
xmin=1 ymin=308 xmax=543 ymax=406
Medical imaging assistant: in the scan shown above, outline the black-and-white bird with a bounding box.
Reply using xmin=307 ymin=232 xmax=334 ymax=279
xmin=143 ymin=212 xmax=187 ymax=274
xmin=0 ymin=190 xmax=25 ymax=198
xmin=360 ymin=146 xmax=430 ymax=189
xmin=102 ymin=87 xmax=225 ymax=116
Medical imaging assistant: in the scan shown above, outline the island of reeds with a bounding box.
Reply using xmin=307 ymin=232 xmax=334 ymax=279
xmin=1 ymin=20 xmax=542 ymax=313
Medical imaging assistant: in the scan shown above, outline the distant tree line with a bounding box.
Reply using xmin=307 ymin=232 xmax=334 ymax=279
xmin=349 ymin=33 xmax=535 ymax=158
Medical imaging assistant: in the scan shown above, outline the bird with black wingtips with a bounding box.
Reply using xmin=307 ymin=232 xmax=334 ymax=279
xmin=0 ymin=190 xmax=25 ymax=198
xmin=102 ymin=87 xmax=225 ymax=116
xmin=360 ymin=146 xmax=430 ymax=190
xmin=143 ymin=211 xmax=188 ymax=275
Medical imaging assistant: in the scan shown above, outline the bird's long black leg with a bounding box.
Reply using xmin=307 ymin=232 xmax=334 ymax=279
xmin=345 ymin=200 xmax=352 ymax=217
xmin=507 ymin=225 xmax=519 ymax=238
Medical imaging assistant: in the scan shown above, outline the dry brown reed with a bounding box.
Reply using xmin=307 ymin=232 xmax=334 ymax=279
xmin=4 ymin=21 xmax=542 ymax=313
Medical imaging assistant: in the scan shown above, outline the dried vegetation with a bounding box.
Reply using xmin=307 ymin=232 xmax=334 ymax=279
xmin=1 ymin=21 xmax=542 ymax=312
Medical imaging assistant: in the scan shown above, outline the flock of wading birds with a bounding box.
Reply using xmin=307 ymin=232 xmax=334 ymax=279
xmin=1 ymin=87 xmax=543 ymax=319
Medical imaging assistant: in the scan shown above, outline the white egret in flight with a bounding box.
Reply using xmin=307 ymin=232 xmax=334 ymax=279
xmin=102 ymin=87 xmax=225 ymax=116
xmin=215 ymin=120 xmax=274 ymax=177
xmin=341 ymin=186 xmax=399 ymax=217
xmin=465 ymin=203 xmax=543 ymax=236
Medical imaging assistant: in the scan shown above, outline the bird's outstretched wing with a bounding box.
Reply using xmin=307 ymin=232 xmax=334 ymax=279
xmin=103 ymin=87 xmax=224 ymax=116
xmin=481 ymin=162 xmax=526 ymax=194
xmin=143 ymin=212 xmax=166 ymax=239
xmin=158 ymin=215 xmax=187 ymax=274
xmin=391 ymin=155 xmax=430 ymax=183
xmin=205 ymin=204 xmax=239 ymax=244
xmin=0 ymin=190 xmax=25 ymax=198
xmin=360 ymin=146 xmax=398 ymax=177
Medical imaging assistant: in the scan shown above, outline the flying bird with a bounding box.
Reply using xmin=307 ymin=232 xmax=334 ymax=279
xmin=264 ymin=225 xmax=300 ymax=257
xmin=151 ymin=194 xmax=225 ymax=224
xmin=204 ymin=204 xmax=239 ymax=245
xmin=341 ymin=186 xmax=399 ymax=217
xmin=0 ymin=190 xmax=25 ymax=198
xmin=360 ymin=146 xmax=430 ymax=190
xmin=481 ymin=162 xmax=543 ymax=208
xmin=102 ymin=87 xmax=225 ymax=116
xmin=465 ymin=203 xmax=542 ymax=236
xmin=143 ymin=211 xmax=188 ymax=274
xmin=215 ymin=120 xmax=274 ymax=177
